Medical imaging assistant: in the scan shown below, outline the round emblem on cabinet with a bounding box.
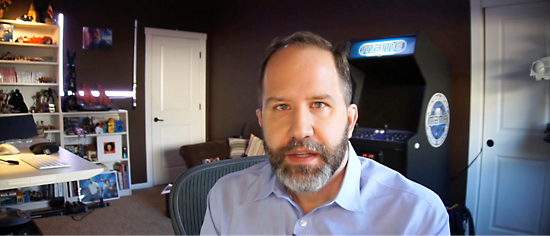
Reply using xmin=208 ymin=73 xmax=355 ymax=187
xmin=425 ymin=93 xmax=450 ymax=148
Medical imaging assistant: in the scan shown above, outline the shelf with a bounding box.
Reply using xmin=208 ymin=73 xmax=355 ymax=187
xmin=0 ymin=112 xmax=60 ymax=117
xmin=0 ymin=41 xmax=58 ymax=48
xmin=4 ymin=200 xmax=50 ymax=211
xmin=64 ymin=132 xmax=128 ymax=138
xmin=63 ymin=110 xmax=129 ymax=116
xmin=0 ymin=19 xmax=59 ymax=29
xmin=0 ymin=82 xmax=58 ymax=86
xmin=44 ymin=130 xmax=60 ymax=134
xmin=30 ymin=112 xmax=61 ymax=116
xmin=92 ymin=158 xmax=129 ymax=164
xmin=0 ymin=60 xmax=58 ymax=65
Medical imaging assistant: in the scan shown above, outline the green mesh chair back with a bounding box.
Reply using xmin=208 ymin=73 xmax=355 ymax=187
xmin=169 ymin=155 xmax=268 ymax=235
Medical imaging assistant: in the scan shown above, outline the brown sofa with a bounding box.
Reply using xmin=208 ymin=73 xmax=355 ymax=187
xmin=179 ymin=140 xmax=230 ymax=170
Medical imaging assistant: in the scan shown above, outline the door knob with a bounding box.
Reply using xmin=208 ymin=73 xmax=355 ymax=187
xmin=487 ymin=139 xmax=494 ymax=147
xmin=154 ymin=117 xmax=164 ymax=122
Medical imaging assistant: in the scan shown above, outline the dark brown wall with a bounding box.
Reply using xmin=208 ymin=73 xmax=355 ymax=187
xmin=206 ymin=0 xmax=471 ymax=204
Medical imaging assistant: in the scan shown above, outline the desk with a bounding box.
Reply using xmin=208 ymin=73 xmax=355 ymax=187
xmin=0 ymin=139 xmax=103 ymax=191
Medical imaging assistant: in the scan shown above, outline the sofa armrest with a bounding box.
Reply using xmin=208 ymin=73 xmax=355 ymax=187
xmin=179 ymin=140 xmax=230 ymax=169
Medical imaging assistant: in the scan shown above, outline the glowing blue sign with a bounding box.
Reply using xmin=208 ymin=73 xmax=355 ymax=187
xmin=349 ymin=36 xmax=416 ymax=58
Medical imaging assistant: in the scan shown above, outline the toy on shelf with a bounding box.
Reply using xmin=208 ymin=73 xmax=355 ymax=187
xmin=95 ymin=123 xmax=103 ymax=134
xmin=26 ymin=3 xmax=37 ymax=23
xmin=63 ymin=49 xmax=78 ymax=112
xmin=0 ymin=0 xmax=11 ymax=19
xmin=3 ymin=89 xmax=28 ymax=113
xmin=30 ymin=88 xmax=57 ymax=113
xmin=107 ymin=118 xmax=115 ymax=133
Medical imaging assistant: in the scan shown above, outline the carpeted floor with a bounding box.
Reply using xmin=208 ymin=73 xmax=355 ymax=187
xmin=32 ymin=185 xmax=174 ymax=235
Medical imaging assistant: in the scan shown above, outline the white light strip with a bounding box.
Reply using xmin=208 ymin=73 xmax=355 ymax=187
xmin=106 ymin=91 xmax=134 ymax=97
xmin=70 ymin=90 xmax=133 ymax=98
xmin=58 ymin=13 xmax=64 ymax=94
xmin=133 ymin=19 xmax=138 ymax=108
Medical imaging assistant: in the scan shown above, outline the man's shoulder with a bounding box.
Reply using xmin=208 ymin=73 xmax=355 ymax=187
xmin=357 ymin=157 xmax=441 ymax=205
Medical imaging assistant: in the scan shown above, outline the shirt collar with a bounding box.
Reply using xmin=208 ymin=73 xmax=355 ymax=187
xmin=253 ymin=141 xmax=364 ymax=212
xmin=254 ymin=163 xmax=288 ymax=201
xmin=332 ymin=142 xmax=364 ymax=212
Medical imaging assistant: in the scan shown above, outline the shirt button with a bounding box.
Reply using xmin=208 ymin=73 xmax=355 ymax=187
xmin=300 ymin=220 xmax=307 ymax=227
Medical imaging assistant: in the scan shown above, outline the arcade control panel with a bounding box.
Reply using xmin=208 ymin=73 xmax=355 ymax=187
xmin=351 ymin=127 xmax=415 ymax=174
xmin=352 ymin=127 xmax=414 ymax=142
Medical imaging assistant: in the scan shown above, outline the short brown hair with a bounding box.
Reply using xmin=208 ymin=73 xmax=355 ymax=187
xmin=257 ymin=31 xmax=351 ymax=108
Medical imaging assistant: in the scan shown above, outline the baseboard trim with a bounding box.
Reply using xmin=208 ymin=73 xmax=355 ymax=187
xmin=131 ymin=182 xmax=153 ymax=190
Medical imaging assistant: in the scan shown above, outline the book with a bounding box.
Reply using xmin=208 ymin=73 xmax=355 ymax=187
xmin=117 ymin=171 xmax=123 ymax=190
xmin=120 ymin=164 xmax=127 ymax=189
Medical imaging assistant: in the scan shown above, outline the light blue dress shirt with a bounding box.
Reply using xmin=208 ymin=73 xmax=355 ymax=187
xmin=201 ymin=142 xmax=450 ymax=235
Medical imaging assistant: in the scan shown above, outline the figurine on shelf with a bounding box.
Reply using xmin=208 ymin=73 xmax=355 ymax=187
xmin=0 ymin=89 xmax=6 ymax=111
xmin=27 ymin=3 xmax=37 ymax=23
xmin=46 ymin=88 xmax=57 ymax=112
xmin=63 ymin=49 xmax=78 ymax=112
xmin=107 ymin=118 xmax=116 ymax=133
xmin=31 ymin=91 xmax=43 ymax=113
xmin=74 ymin=126 xmax=87 ymax=140
xmin=122 ymin=146 xmax=128 ymax=159
xmin=43 ymin=2 xmax=54 ymax=24
xmin=0 ymin=51 xmax=14 ymax=60
xmin=114 ymin=120 xmax=124 ymax=132
xmin=7 ymin=89 xmax=28 ymax=113
xmin=95 ymin=123 xmax=103 ymax=134
xmin=0 ymin=0 xmax=11 ymax=19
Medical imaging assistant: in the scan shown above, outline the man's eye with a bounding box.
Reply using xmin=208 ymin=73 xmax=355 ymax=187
xmin=312 ymin=102 xmax=326 ymax=108
xmin=276 ymin=104 xmax=289 ymax=110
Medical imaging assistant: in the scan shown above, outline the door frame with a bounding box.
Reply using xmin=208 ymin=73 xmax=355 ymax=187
xmin=466 ymin=0 xmax=484 ymax=225
xmin=143 ymin=27 xmax=207 ymax=188
xmin=466 ymin=0 xmax=549 ymax=227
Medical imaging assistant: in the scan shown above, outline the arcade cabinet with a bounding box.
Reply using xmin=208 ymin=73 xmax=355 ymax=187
xmin=347 ymin=33 xmax=451 ymax=201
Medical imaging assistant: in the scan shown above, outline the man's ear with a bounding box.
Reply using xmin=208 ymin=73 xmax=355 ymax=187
xmin=256 ymin=108 xmax=263 ymax=128
xmin=347 ymin=104 xmax=358 ymax=139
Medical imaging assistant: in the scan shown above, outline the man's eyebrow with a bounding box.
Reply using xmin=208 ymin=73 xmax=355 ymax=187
xmin=265 ymin=95 xmax=336 ymax=104
xmin=310 ymin=94 xmax=335 ymax=101
xmin=265 ymin=97 xmax=286 ymax=104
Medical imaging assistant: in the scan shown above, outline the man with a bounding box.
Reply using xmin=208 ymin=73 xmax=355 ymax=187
xmin=86 ymin=27 xmax=111 ymax=50
xmin=201 ymin=32 xmax=449 ymax=235
xmin=82 ymin=178 xmax=101 ymax=202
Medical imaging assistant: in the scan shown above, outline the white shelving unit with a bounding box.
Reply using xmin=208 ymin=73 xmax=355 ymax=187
xmin=0 ymin=16 xmax=132 ymax=209
xmin=0 ymin=16 xmax=63 ymax=145
xmin=62 ymin=110 xmax=132 ymax=199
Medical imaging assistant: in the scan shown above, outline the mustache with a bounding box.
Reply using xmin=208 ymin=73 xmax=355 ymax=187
xmin=269 ymin=139 xmax=328 ymax=158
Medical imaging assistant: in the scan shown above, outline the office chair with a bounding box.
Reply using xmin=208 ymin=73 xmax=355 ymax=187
xmin=169 ymin=155 xmax=268 ymax=235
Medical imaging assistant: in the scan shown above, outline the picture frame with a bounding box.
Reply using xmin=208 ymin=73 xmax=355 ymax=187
xmin=82 ymin=26 xmax=112 ymax=50
xmin=78 ymin=171 xmax=120 ymax=203
xmin=96 ymin=135 xmax=122 ymax=162
xmin=0 ymin=24 xmax=13 ymax=42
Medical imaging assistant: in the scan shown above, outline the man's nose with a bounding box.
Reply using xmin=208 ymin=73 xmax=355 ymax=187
xmin=288 ymin=106 xmax=314 ymax=140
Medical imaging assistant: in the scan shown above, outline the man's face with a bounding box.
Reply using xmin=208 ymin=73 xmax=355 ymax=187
xmin=256 ymin=45 xmax=358 ymax=193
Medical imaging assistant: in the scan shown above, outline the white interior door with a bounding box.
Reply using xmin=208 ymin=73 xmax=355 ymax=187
xmin=147 ymin=29 xmax=206 ymax=186
xmin=478 ymin=2 xmax=550 ymax=234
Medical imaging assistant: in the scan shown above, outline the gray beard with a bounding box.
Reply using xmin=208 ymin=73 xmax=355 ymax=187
xmin=265 ymin=127 xmax=349 ymax=193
